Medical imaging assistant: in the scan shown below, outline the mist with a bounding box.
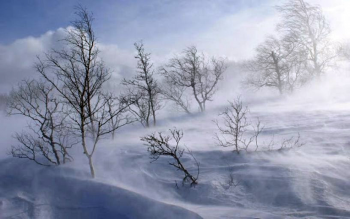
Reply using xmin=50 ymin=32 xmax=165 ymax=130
xmin=1 ymin=0 xmax=350 ymax=218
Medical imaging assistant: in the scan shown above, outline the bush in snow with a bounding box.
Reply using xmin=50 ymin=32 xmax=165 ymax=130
xmin=141 ymin=128 xmax=200 ymax=187
xmin=214 ymin=96 xmax=304 ymax=153
xmin=214 ymin=96 xmax=263 ymax=154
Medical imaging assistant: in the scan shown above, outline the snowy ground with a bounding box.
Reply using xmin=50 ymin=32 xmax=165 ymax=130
xmin=1 ymin=83 xmax=350 ymax=218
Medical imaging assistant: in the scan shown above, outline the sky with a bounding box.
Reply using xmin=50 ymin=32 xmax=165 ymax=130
xmin=0 ymin=0 xmax=269 ymax=45
xmin=1 ymin=0 xmax=350 ymax=93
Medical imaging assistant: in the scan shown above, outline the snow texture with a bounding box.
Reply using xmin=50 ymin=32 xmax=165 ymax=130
xmin=1 ymin=75 xmax=350 ymax=218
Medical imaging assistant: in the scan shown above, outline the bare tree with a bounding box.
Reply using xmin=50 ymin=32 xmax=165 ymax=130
xmin=214 ymin=97 xmax=263 ymax=154
xmin=276 ymin=0 xmax=335 ymax=79
xmin=123 ymin=42 xmax=161 ymax=127
xmin=160 ymin=46 xmax=226 ymax=113
xmin=278 ymin=133 xmax=305 ymax=151
xmin=244 ymin=36 xmax=307 ymax=94
xmin=37 ymin=6 xmax=132 ymax=177
xmin=214 ymin=97 xmax=251 ymax=153
xmin=141 ymin=128 xmax=200 ymax=187
xmin=252 ymin=118 xmax=264 ymax=152
xmin=8 ymin=80 xmax=74 ymax=166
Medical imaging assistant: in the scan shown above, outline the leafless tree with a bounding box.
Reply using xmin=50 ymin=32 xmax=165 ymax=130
xmin=278 ymin=133 xmax=305 ymax=151
xmin=244 ymin=36 xmax=307 ymax=94
xmin=160 ymin=46 xmax=226 ymax=113
xmin=37 ymin=6 xmax=133 ymax=177
xmin=141 ymin=128 xmax=200 ymax=187
xmin=214 ymin=97 xmax=263 ymax=154
xmin=252 ymin=118 xmax=264 ymax=152
xmin=276 ymin=0 xmax=336 ymax=79
xmin=8 ymin=80 xmax=74 ymax=166
xmin=261 ymin=133 xmax=305 ymax=151
xmin=123 ymin=42 xmax=161 ymax=127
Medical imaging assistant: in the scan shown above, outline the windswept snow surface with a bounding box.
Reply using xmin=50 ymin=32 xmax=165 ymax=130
xmin=0 ymin=158 xmax=202 ymax=219
xmin=1 ymin=82 xmax=350 ymax=218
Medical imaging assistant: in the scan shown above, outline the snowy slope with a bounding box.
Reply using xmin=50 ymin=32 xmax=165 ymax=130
xmin=1 ymin=92 xmax=350 ymax=218
xmin=0 ymin=158 xmax=203 ymax=219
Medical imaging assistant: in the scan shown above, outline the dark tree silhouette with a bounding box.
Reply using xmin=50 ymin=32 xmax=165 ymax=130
xmin=141 ymin=128 xmax=200 ymax=187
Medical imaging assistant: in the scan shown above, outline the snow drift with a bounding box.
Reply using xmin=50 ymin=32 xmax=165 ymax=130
xmin=1 ymin=74 xmax=350 ymax=218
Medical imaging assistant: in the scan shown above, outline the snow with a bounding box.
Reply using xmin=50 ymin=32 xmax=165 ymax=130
xmin=1 ymin=75 xmax=350 ymax=218
xmin=0 ymin=158 xmax=202 ymax=219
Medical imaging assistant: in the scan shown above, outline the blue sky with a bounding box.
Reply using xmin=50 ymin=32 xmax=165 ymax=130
xmin=0 ymin=0 xmax=269 ymax=46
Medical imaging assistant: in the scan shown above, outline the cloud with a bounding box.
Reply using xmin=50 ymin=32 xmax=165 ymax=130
xmin=97 ymin=43 xmax=136 ymax=92
xmin=0 ymin=28 xmax=67 ymax=93
xmin=314 ymin=0 xmax=350 ymax=42
xmin=193 ymin=4 xmax=278 ymax=60
xmin=0 ymin=28 xmax=136 ymax=94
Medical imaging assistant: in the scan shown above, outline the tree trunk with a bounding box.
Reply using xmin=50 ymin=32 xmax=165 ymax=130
xmin=88 ymin=155 xmax=95 ymax=178
xmin=271 ymin=51 xmax=283 ymax=95
xmin=152 ymin=108 xmax=156 ymax=126
xmin=191 ymin=83 xmax=204 ymax=112
xmin=80 ymin=113 xmax=95 ymax=178
xmin=149 ymin=91 xmax=156 ymax=127
xmin=278 ymin=86 xmax=283 ymax=95
xmin=145 ymin=101 xmax=151 ymax=127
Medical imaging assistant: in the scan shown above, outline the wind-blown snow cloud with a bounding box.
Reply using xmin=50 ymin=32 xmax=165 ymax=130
xmin=0 ymin=29 xmax=66 ymax=93
xmin=0 ymin=29 xmax=136 ymax=93
xmin=0 ymin=0 xmax=350 ymax=93
xmin=0 ymin=1 xmax=275 ymax=93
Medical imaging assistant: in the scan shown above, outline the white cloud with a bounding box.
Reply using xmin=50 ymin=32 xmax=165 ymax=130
xmin=315 ymin=0 xmax=350 ymax=42
xmin=0 ymin=28 xmax=67 ymax=93
xmin=194 ymin=5 xmax=278 ymax=60
xmin=0 ymin=28 xmax=135 ymax=94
